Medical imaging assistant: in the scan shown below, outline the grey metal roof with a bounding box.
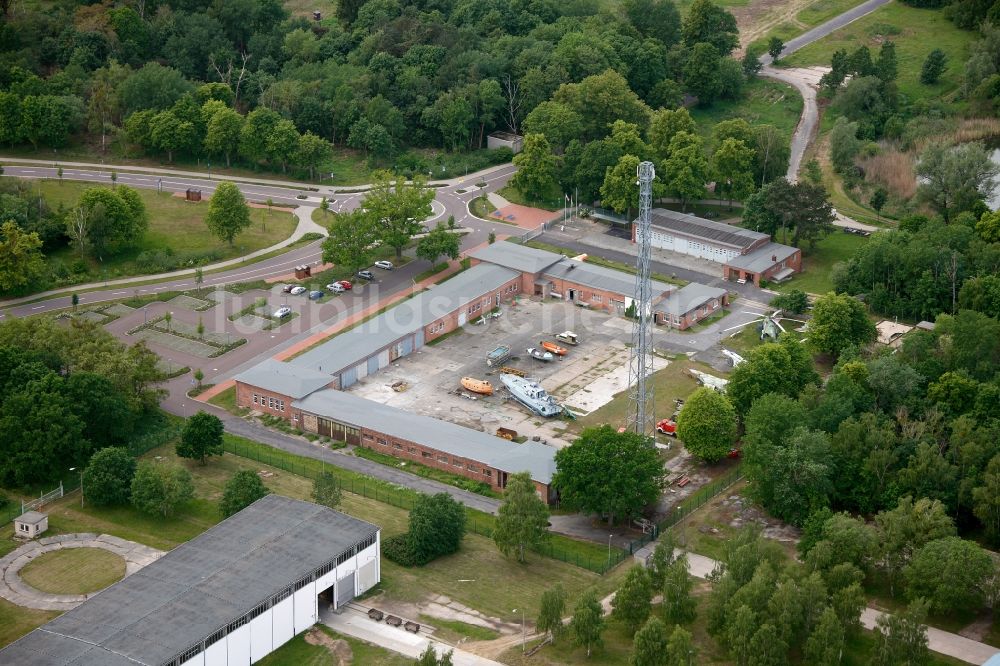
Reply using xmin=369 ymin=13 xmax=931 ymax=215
xmin=291 ymin=263 xmax=520 ymax=375
xmin=0 ymin=496 xmax=378 ymax=666
xmin=646 ymin=209 xmax=768 ymax=250
xmin=232 ymin=358 xmax=332 ymax=398
xmin=17 ymin=511 xmax=46 ymax=524
xmin=469 ymin=242 xmax=563 ymax=274
xmin=293 ymin=389 xmax=557 ymax=485
xmin=724 ymin=242 xmax=799 ymax=273
xmin=654 ymin=283 xmax=728 ymax=316
xmin=543 ymin=259 xmax=673 ymax=299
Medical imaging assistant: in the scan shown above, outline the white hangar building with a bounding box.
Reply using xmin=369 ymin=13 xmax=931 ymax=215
xmin=0 ymin=495 xmax=380 ymax=666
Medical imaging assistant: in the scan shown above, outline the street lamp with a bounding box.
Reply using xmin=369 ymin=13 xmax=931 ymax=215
xmin=512 ymin=608 xmax=525 ymax=653
xmin=68 ymin=467 xmax=83 ymax=506
xmin=608 ymin=534 xmax=613 ymax=564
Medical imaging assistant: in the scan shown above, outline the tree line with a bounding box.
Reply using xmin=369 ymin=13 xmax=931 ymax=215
xmin=0 ymin=317 xmax=163 ymax=486
xmin=0 ymin=0 xmax=757 ymax=173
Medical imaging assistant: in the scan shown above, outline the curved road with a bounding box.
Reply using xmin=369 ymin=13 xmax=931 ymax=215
xmin=760 ymin=0 xmax=892 ymax=182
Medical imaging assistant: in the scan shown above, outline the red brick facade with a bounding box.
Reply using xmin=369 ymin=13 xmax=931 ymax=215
xmin=422 ymin=274 xmax=522 ymax=340
xmin=723 ymin=249 xmax=802 ymax=286
xmin=235 ymin=381 xmax=294 ymax=419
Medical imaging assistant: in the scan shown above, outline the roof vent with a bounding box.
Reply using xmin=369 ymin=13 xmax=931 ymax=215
xmin=772 ymin=255 xmax=777 ymax=261
xmin=568 ymin=264 xmax=575 ymax=270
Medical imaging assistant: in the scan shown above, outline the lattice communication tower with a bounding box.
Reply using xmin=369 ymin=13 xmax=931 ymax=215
xmin=626 ymin=161 xmax=657 ymax=439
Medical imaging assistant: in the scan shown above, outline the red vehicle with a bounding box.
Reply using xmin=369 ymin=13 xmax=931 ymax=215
xmin=656 ymin=419 xmax=677 ymax=436
xmin=336 ymin=280 xmax=353 ymax=290
xmin=727 ymin=448 xmax=741 ymax=459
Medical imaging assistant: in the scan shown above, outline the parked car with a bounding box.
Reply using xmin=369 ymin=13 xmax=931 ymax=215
xmin=289 ymin=286 xmax=306 ymax=295
xmin=356 ymin=270 xmax=374 ymax=280
xmin=308 ymin=290 xmax=324 ymax=300
xmin=326 ymin=283 xmax=345 ymax=293
xmin=273 ymin=306 xmax=292 ymax=318
xmin=281 ymin=284 xmax=294 ymax=293
xmin=374 ymin=260 xmax=394 ymax=270
xmin=335 ymin=280 xmax=352 ymax=290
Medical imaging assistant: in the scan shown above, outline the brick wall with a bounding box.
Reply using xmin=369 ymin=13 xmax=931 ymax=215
xmin=423 ymin=274 xmax=522 ymax=342
xmin=235 ymin=381 xmax=294 ymax=419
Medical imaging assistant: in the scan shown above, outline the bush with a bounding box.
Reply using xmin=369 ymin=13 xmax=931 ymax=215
xmin=220 ymin=469 xmax=269 ymax=517
xmin=771 ymin=289 xmax=809 ymax=314
xmin=382 ymin=533 xmax=421 ymax=566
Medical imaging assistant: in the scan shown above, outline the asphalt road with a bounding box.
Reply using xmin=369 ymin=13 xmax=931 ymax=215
xmin=759 ymin=0 xmax=893 ymax=181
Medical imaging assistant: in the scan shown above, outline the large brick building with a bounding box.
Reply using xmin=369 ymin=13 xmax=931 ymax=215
xmin=634 ymin=209 xmax=801 ymax=286
xmin=469 ymin=242 xmax=729 ymax=328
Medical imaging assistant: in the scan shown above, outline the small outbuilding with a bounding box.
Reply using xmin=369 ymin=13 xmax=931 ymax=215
xmin=876 ymin=320 xmax=914 ymax=348
xmin=14 ymin=511 xmax=48 ymax=539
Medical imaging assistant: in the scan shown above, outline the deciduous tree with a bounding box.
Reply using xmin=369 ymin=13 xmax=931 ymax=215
xmin=553 ymin=426 xmax=663 ymax=524
xmin=664 ymin=626 xmax=696 ymax=666
xmin=711 ymin=138 xmax=755 ymax=209
xmin=205 ymin=181 xmax=251 ymax=245
xmin=409 ymin=492 xmax=466 ymax=563
xmin=311 ymin=471 xmax=342 ymax=509
xmin=511 ymin=133 xmax=559 ymax=203
xmin=809 ymin=292 xmax=877 ymax=358
xmin=321 ymin=210 xmax=378 ymax=275
xmin=682 ymin=0 xmax=739 ymax=55
xmin=362 ymin=172 xmax=434 ymax=259
xmin=537 ymin=584 xmax=566 ymax=640
xmin=570 ymin=589 xmax=604 ymax=657
xmin=131 ymin=460 xmax=194 ymax=517
xmin=676 ymin=387 xmax=737 ymax=462
xmin=917 ymin=141 xmax=999 ymax=222
xmin=177 ymin=411 xmax=224 ymax=464
xmin=873 ymin=600 xmax=930 ymax=666
xmin=83 ymin=447 xmax=136 ymax=507
xmin=921 ymin=49 xmax=948 ymax=84
xmin=204 ymin=108 xmax=243 ymax=167
xmin=612 ymin=565 xmax=653 ymax=632
xmin=493 ymin=471 xmax=550 ymax=562
xmin=904 ymin=537 xmax=994 ymax=614
xmin=220 ymin=469 xmax=269 ymax=517
xmin=0 ymin=221 xmax=44 ymax=293
xmin=631 ymin=616 xmax=669 ymax=666
xmin=804 ymin=606 xmax=845 ymax=666
xmin=601 ymin=154 xmax=642 ymax=218
xmin=662 ymin=554 xmax=697 ymax=625
xmin=416 ymin=224 xmax=461 ymax=266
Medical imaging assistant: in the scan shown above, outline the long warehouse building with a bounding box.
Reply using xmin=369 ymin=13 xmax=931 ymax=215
xmin=0 ymin=495 xmax=380 ymax=666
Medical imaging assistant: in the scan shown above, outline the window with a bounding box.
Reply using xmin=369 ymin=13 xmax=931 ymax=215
xmin=377 ymin=438 xmax=387 ymax=446
xmin=592 ymin=294 xmax=602 ymax=303
xmin=278 ymin=399 xmax=285 ymax=412
xmin=408 ymin=447 xmax=417 ymax=453
xmin=452 ymin=458 xmax=463 ymax=467
xmin=206 ymin=628 xmax=226 ymax=647
xmin=248 ymin=602 xmax=269 ymax=620
xmin=484 ymin=470 xmax=493 ymax=477
xmin=294 ymin=574 xmax=312 ymax=590
xmin=422 ymin=451 xmax=432 ymax=458
xmin=253 ymin=394 xmax=259 ymax=405
xmin=178 ymin=645 xmax=202 ymax=662
xmin=437 ymin=455 xmax=448 ymax=463
xmin=392 ymin=442 xmax=402 ymax=450
xmin=337 ymin=546 xmax=356 ymax=564
xmin=357 ymin=533 xmax=377 ymax=550
xmin=466 ymin=465 xmax=479 ymax=473
xmin=228 ymin=615 xmax=249 ymax=632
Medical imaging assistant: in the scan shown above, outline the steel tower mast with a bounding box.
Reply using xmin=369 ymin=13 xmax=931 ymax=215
xmin=626 ymin=161 xmax=656 ymax=439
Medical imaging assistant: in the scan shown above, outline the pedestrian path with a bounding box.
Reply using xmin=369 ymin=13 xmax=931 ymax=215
xmin=630 ymin=546 xmax=999 ymax=665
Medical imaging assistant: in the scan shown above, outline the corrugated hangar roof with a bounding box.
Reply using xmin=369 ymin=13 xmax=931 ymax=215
xmin=294 ymin=389 xmax=557 ymax=484
xmin=647 ymin=209 xmax=768 ymax=250
xmin=232 ymin=358 xmax=332 ymax=398
xmin=469 ymin=242 xmax=563 ymax=274
xmin=0 ymin=496 xmax=378 ymax=666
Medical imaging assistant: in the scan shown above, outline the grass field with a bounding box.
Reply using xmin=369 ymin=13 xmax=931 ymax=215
xmin=470 ymin=195 xmax=497 ymax=220
xmin=37 ymin=180 xmax=296 ymax=284
xmin=751 ymin=0 xmax=869 ymax=51
xmin=0 ymin=598 xmax=57 ymax=649
xmin=777 ymin=229 xmax=870 ymax=294
xmin=690 ymin=78 xmax=803 ymax=145
xmin=570 ymin=359 xmax=706 ymax=435
xmin=19 ymin=548 xmax=125 ymax=595
xmin=781 ymin=2 xmax=975 ymax=102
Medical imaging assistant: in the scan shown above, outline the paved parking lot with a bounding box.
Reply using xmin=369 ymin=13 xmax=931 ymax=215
xmin=347 ymin=298 xmax=658 ymax=447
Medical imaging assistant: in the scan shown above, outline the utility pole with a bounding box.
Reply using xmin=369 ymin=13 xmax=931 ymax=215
xmin=625 ymin=161 xmax=656 ymax=439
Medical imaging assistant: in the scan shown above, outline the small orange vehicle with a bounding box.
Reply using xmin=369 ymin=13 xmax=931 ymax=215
xmin=540 ymin=340 xmax=568 ymax=356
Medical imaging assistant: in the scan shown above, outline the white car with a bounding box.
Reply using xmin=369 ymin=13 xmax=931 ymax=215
xmin=326 ymin=282 xmax=345 ymax=293
xmin=273 ymin=306 xmax=292 ymax=318
xmin=374 ymin=260 xmax=394 ymax=270
xmin=289 ymin=286 xmax=307 ymax=295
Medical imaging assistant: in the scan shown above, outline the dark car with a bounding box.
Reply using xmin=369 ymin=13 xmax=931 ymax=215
xmin=281 ymin=284 xmax=294 ymax=293
xmin=308 ymin=290 xmax=324 ymax=300
xmin=356 ymin=270 xmax=375 ymax=281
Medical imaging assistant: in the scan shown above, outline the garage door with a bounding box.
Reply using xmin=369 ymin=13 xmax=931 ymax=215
xmin=340 ymin=367 xmax=357 ymax=389
xmin=336 ymin=572 xmax=355 ymax=608
xmin=367 ymin=356 xmax=380 ymax=374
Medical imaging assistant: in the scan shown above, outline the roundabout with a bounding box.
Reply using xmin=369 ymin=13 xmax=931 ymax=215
xmin=0 ymin=533 xmax=163 ymax=611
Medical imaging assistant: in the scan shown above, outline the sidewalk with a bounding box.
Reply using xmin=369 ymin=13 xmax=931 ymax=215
xmin=322 ymin=607 xmax=505 ymax=665
xmin=0 ymin=204 xmax=323 ymax=308
xmin=629 ymin=546 xmax=999 ymax=665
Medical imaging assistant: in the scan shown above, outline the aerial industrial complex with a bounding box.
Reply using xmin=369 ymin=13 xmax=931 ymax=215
xmin=0 ymin=496 xmax=380 ymax=666
xmin=233 ymin=242 xmax=732 ymax=503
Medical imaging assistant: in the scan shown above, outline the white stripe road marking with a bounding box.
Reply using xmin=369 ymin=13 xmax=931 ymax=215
xmin=113 ymin=291 xmax=126 ymax=295
xmin=31 ymin=305 xmax=44 ymax=310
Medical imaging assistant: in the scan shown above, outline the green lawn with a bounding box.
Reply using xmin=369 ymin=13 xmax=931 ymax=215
xmin=499 ymin=183 xmax=563 ymax=211
xmin=782 ymin=2 xmax=975 ymax=103
xmin=777 ymin=230 xmax=870 ymax=295
xmin=470 ymin=195 xmax=497 ymax=220
xmin=418 ymin=616 xmax=500 ymax=643
xmin=0 ymin=599 xmax=57 ymax=649
xmin=751 ymin=0 xmax=870 ymax=51
xmin=37 ymin=180 xmax=296 ymax=285
xmin=207 ymin=385 xmax=239 ymax=413
xmin=570 ymin=359 xmax=707 ymax=435
xmin=19 ymin=548 xmax=125 ymax=595
xmin=690 ymin=78 xmax=803 ymax=145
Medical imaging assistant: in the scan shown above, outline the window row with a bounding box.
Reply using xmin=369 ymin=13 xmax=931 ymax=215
xmin=252 ymin=393 xmax=285 ymax=412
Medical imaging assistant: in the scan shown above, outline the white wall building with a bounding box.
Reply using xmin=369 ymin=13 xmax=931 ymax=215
xmin=0 ymin=495 xmax=380 ymax=666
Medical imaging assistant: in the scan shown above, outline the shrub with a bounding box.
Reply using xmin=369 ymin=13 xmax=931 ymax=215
xmin=83 ymin=447 xmax=136 ymax=506
xmin=220 ymin=470 xmax=269 ymax=517
xmin=383 ymin=533 xmax=421 ymax=566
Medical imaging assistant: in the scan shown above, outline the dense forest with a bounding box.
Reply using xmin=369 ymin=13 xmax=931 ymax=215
xmin=0 ymin=0 xmax=752 ymax=177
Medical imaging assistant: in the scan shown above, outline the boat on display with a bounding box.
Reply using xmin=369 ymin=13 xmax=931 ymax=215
xmin=499 ymin=373 xmax=562 ymax=417
xmin=526 ymin=347 xmax=554 ymax=362
xmin=540 ymin=340 xmax=568 ymax=356
xmin=460 ymin=377 xmax=493 ymax=395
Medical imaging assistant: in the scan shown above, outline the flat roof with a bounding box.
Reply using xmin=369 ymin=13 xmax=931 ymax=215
xmin=724 ymin=242 xmax=799 ymax=273
xmin=232 ymin=358 xmax=332 ymax=399
xmin=646 ymin=209 xmax=768 ymax=250
xmin=291 ymin=263 xmax=519 ymax=375
xmin=654 ymin=283 xmax=728 ymax=316
xmin=471 ymin=242 xmax=563 ymax=274
xmin=543 ymin=258 xmax=674 ymax=299
xmin=294 ymin=389 xmax=557 ymax=485
xmin=17 ymin=511 xmax=46 ymax=524
xmin=0 ymin=496 xmax=378 ymax=666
